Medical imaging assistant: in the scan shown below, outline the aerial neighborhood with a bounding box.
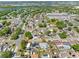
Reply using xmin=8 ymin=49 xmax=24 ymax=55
xmin=0 ymin=1 xmax=79 ymax=58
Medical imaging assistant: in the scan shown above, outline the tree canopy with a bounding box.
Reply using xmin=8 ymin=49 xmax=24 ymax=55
xmin=56 ymin=21 xmax=66 ymax=29
xmin=25 ymin=31 xmax=33 ymax=39
xmin=0 ymin=27 xmax=10 ymax=36
xmin=11 ymin=27 xmax=21 ymax=40
xmin=59 ymin=32 xmax=67 ymax=39
xmin=0 ymin=51 xmax=13 ymax=58
xmin=71 ymin=44 xmax=79 ymax=51
xmin=20 ymin=40 xmax=26 ymax=50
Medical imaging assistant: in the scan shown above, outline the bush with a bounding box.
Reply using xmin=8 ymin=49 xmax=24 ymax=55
xmin=38 ymin=23 xmax=47 ymax=28
xmin=75 ymin=27 xmax=79 ymax=33
xmin=68 ymin=27 xmax=72 ymax=31
xmin=47 ymin=18 xmax=57 ymax=24
xmin=68 ymin=22 xmax=73 ymax=26
xmin=51 ymin=18 xmax=57 ymax=22
xmin=2 ymin=21 xmax=11 ymax=26
xmin=53 ymin=29 xmax=57 ymax=33
xmin=45 ymin=30 xmax=51 ymax=35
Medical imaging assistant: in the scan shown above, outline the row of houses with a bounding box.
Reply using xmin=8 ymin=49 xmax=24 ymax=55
xmin=47 ymin=12 xmax=79 ymax=20
xmin=53 ymin=39 xmax=79 ymax=58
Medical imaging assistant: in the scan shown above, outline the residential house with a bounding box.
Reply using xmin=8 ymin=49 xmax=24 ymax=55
xmin=39 ymin=43 xmax=48 ymax=50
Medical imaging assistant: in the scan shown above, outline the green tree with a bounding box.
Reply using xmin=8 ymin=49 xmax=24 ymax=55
xmin=59 ymin=32 xmax=67 ymax=39
xmin=0 ymin=51 xmax=13 ymax=58
xmin=20 ymin=40 xmax=26 ymax=50
xmin=25 ymin=31 xmax=33 ymax=39
xmin=56 ymin=21 xmax=66 ymax=29
xmin=0 ymin=27 xmax=10 ymax=36
xmin=71 ymin=44 xmax=79 ymax=51
xmin=11 ymin=27 xmax=21 ymax=40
